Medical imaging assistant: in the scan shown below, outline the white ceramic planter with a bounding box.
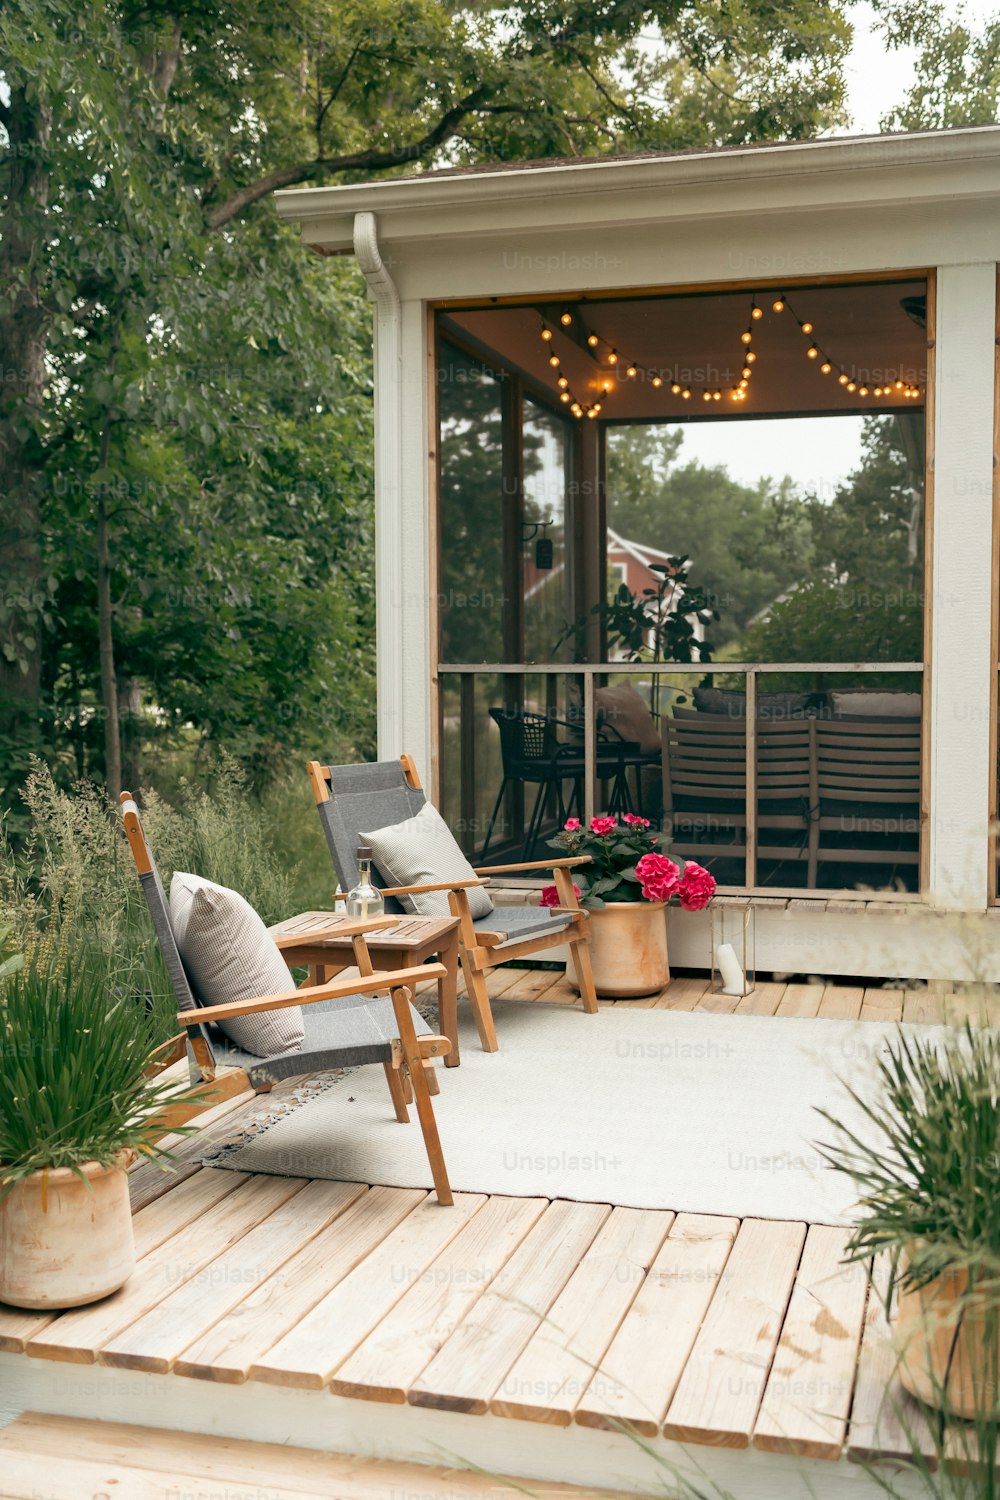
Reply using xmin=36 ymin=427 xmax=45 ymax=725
xmin=0 ymin=1155 xmax=136 ymax=1310
xmin=585 ymin=900 xmax=670 ymax=997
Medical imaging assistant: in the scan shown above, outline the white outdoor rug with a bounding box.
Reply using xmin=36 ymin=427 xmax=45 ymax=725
xmin=199 ymin=1000 xmax=953 ymax=1225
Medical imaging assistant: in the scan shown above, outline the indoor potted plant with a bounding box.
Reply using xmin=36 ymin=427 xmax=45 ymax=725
xmin=543 ymin=814 xmax=715 ymax=997
xmin=817 ymin=1022 xmax=1000 ymax=1420
xmin=0 ymin=957 xmax=203 ymax=1310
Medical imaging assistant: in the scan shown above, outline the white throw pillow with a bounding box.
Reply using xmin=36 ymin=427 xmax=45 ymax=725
xmin=362 ymin=802 xmax=494 ymax=921
xmin=170 ymin=872 xmax=305 ymax=1059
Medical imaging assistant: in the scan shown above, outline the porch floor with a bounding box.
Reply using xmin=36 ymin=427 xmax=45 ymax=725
xmin=0 ymin=969 xmax=979 ymax=1493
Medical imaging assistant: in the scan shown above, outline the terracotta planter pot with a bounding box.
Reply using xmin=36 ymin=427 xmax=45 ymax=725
xmin=584 ymin=900 xmax=670 ymax=998
xmin=896 ymin=1258 xmax=1000 ymax=1419
xmin=0 ymin=1155 xmax=136 ymax=1310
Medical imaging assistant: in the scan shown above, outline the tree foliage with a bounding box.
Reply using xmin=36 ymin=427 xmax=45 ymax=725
xmin=0 ymin=0 xmax=856 ymax=812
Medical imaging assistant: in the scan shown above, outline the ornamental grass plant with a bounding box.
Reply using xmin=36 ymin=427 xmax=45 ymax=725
xmin=0 ymin=956 xmax=206 ymax=1192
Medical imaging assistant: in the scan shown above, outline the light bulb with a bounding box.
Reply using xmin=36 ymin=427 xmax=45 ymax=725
xmin=702 ymin=391 xmax=712 ymax=402
xmin=560 ymin=391 xmax=571 ymax=403
xmin=746 ymin=351 xmax=756 ymax=363
xmin=682 ymin=389 xmax=691 ymax=399
xmin=548 ymin=354 xmax=560 ymax=368
xmin=821 ymin=362 xmax=831 ymax=374
xmin=592 ymin=402 xmax=602 ymax=413
xmin=741 ymin=330 xmax=753 ymax=345
xmin=587 ymin=408 xmax=598 ymax=419
xmin=541 ymin=327 xmax=553 ymax=341
xmin=670 ymin=383 xmax=681 ymax=394
xmin=587 ymin=333 xmax=599 ymax=347
xmin=847 ymin=381 xmax=857 ymax=392
xmin=838 ymin=373 xmax=849 ymax=385
xmin=626 ymin=365 xmax=637 ymax=378
xmin=713 ymin=391 xmax=721 ymax=401
xmin=751 ymin=305 xmax=763 ymax=320
xmin=557 ymin=375 xmax=568 ymax=388
xmin=895 ymin=380 xmax=904 ymax=390
xmin=874 ymin=386 xmax=882 ymax=396
xmin=773 ymin=298 xmax=784 ymax=312
xmin=560 ymin=311 xmax=573 ymax=326
xmin=742 ymin=366 xmax=752 ymax=379
xmin=807 ymin=346 xmax=818 ymax=359
xmin=602 ymin=380 xmax=613 ymax=392
xmin=802 ymin=322 xmax=813 ymax=334
xmin=859 ymin=385 xmax=869 ymax=396
xmin=739 ymin=378 xmax=748 ymax=389
xmin=608 ymin=351 xmax=619 ymax=365
xmin=651 ymin=375 xmax=663 ymax=388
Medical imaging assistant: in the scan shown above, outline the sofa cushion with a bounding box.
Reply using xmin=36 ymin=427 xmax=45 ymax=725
xmin=362 ymin=801 xmax=494 ymax=920
xmin=829 ymin=689 xmax=921 ymax=719
xmin=170 ymin=872 xmax=305 ymax=1059
xmin=692 ymin=686 xmax=816 ymax=720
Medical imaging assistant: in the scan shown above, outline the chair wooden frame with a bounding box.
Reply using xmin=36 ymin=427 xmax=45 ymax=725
xmin=120 ymin=793 xmax=454 ymax=1205
xmin=307 ymin=754 xmax=599 ymax=1055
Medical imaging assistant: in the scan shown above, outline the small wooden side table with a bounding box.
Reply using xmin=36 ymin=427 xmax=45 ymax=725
xmin=268 ymin=911 xmax=463 ymax=1069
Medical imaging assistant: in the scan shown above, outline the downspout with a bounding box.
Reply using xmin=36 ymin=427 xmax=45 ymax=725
xmin=353 ymin=210 xmax=404 ymax=759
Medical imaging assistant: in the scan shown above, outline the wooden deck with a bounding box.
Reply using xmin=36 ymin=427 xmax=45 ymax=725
xmin=0 ymin=968 xmax=976 ymax=1496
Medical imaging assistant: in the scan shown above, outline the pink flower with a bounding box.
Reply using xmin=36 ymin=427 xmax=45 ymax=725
xmin=622 ymin=813 xmax=651 ymax=827
xmin=590 ymin=815 xmax=618 ymax=836
xmin=539 ymin=883 xmax=580 ymax=908
xmin=635 ymin=851 xmax=680 ymax=903
xmin=678 ymin=861 xmax=716 ymax=911
xmin=563 ymin=817 xmax=581 ymax=831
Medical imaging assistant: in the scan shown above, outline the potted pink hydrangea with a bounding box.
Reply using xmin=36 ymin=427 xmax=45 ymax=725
xmin=540 ymin=814 xmax=715 ymax=997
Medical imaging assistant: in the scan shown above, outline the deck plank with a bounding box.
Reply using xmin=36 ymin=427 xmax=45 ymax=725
xmin=26 ymin=1175 xmax=303 ymax=1366
xmin=663 ymin=1218 xmax=806 ymax=1448
xmin=695 ymin=987 xmax=741 ymax=1014
xmin=902 ymin=988 xmax=945 ymax=1026
xmin=99 ymin=1180 xmax=364 ymax=1374
xmin=250 ymin=1193 xmax=486 ymax=1389
xmin=817 ymin=986 xmax=865 ymax=1021
xmin=653 ymin=976 xmax=711 ymax=1010
xmin=490 ymin=1206 xmax=673 ymax=1425
xmin=846 ymin=1254 xmax=938 ymax=1468
xmin=859 ymin=988 xmax=904 ymax=1023
xmin=0 ymin=1413 xmax=639 ymax=1500
xmin=775 ymin=984 xmax=823 ymax=1019
xmin=734 ymin=982 xmax=786 ymax=1017
xmin=331 ymin=1195 xmax=548 ymax=1403
xmin=173 ymin=1185 xmax=424 ymax=1383
xmin=753 ymin=1225 xmax=870 ymax=1460
xmin=575 ymin=1212 xmax=739 ymax=1436
xmin=130 ymin=1163 xmax=245 ymax=1260
xmin=408 ymin=1199 xmax=610 ymax=1415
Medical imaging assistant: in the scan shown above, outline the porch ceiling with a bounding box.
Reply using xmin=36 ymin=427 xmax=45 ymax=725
xmin=442 ymin=278 xmax=927 ymax=421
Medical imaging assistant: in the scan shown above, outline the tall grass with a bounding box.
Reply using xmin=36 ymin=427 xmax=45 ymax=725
xmin=0 ymin=753 xmax=303 ymax=1036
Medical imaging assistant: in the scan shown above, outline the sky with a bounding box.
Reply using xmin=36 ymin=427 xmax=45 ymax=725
xmin=676 ymin=1 xmax=995 ymax=491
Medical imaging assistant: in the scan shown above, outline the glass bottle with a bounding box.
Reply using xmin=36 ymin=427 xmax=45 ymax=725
xmin=346 ymin=844 xmax=385 ymax=921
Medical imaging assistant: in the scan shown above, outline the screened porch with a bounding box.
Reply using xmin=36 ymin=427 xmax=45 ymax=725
xmin=434 ymin=276 xmax=929 ymax=897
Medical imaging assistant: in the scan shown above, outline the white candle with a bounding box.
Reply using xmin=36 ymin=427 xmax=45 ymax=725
xmin=715 ymin=942 xmax=746 ymax=996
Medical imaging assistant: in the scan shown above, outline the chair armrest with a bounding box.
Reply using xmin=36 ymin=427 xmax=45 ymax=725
xmin=271 ymin=914 xmax=396 ymax=948
xmin=381 ymin=878 xmax=489 ymax=896
xmin=178 ymin=963 xmax=446 ymax=1028
xmin=473 ymin=856 xmax=591 ymax=875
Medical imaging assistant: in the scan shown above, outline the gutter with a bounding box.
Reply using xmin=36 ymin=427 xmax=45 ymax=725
xmin=353 ymin=211 xmax=405 ymax=759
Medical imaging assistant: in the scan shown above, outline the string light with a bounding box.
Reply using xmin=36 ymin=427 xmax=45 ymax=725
xmin=536 ymin=294 xmax=921 ymax=419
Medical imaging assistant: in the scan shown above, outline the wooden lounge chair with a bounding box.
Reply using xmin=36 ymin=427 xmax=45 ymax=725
xmin=120 ymin=792 xmax=454 ymax=1205
xmin=814 ymin=718 xmax=921 ymax=877
xmin=307 ymin=754 xmax=598 ymax=1055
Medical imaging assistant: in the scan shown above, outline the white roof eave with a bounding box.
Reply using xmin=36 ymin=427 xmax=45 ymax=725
xmin=274 ymin=126 xmax=1000 ymax=254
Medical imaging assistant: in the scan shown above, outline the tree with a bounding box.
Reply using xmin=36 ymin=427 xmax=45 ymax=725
xmin=605 ymin=424 xmax=815 ymax=647
xmin=740 ymin=415 xmax=924 ymax=665
xmin=873 ymin=2 xmax=1000 ymax=129
xmin=0 ymin=0 xmax=857 ymax=804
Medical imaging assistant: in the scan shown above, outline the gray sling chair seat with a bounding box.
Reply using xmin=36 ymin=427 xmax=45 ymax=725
xmin=306 ymin=754 xmax=599 ymax=1058
xmin=119 ymin=792 xmax=454 ymax=1206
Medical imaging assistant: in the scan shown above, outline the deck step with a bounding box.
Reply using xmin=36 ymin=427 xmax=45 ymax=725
xmin=0 ymin=1412 xmax=642 ymax=1500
